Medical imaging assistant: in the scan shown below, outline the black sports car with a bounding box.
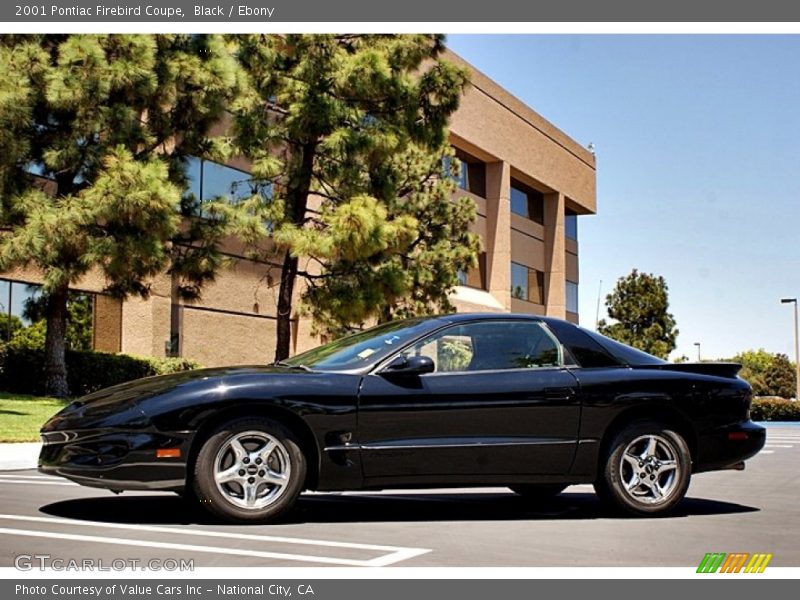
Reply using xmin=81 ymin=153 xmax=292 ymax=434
xmin=39 ymin=313 xmax=765 ymax=521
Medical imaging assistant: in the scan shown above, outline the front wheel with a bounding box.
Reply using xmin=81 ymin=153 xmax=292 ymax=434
xmin=192 ymin=417 xmax=306 ymax=523
xmin=595 ymin=420 xmax=691 ymax=517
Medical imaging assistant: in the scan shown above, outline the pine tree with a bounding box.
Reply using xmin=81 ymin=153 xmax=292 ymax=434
xmin=234 ymin=34 xmax=479 ymax=359
xmin=0 ymin=35 xmax=246 ymax=396
xmin=598 ymin=269 xmax=679 ymax=359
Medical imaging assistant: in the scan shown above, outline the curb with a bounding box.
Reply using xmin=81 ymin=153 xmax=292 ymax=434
xmin=0 ymin=442 xmax=41 ymax=471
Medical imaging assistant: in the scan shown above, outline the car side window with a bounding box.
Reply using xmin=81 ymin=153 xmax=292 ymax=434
xmin=401 ymin=321 xmax=561 ymax=373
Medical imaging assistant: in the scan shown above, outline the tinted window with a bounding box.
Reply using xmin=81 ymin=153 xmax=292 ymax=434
xmin=511 ymin=262 xmax=545 ymax=304
xmin=566 ymin=281 xmax=579 ymax=313
xmin=457 ymin=252 xmax=487 ymax=290
xmin=183 ymin=157 xmax=273 ymax=217
xmin=543 ymin=320 xmax=619 ymax=368
xmin=582 ymin=329 xmax=666 ymax=366
xmin=453 ymin=148 xmax=486 ymax=197
xmin=401 ymin=321 xmax=561 ymax=373
xmin=565 ymin=210 xmax=578 ymax=240
xmin=510 ymin=180 xmax=544 ymax=224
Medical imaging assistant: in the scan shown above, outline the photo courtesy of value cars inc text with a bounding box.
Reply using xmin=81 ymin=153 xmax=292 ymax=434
xmin=15 ymin=584 xmax=313 ymax=597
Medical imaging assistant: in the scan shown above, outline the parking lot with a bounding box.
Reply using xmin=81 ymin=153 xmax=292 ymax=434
xmin=0 ymin=426 xmax=798 ymax=568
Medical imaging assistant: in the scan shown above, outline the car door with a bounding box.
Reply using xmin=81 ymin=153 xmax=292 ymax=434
xmin=357 ymin=319 xmax=581 ymax=484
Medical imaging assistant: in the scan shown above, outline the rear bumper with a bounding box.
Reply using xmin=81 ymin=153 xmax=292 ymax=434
xmin=38 ymin=428 xmax=193 ymax=492
xmin=695 ymin=420 xmax=766 ymax=473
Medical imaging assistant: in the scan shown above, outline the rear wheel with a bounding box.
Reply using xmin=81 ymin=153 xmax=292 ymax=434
xmin=192 ymin=417 xmax=306 ymax=523
xmin=509 ymin=484 xmax=567 ymax=501
xmin=595 ymin=420 xmax=691 ymax=516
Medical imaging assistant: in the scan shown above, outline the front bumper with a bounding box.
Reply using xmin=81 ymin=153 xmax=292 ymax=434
xmin=695 ymin=420 xmax=766 ymax=473
xmin=38 ymin=428 xmax=193 ymax=492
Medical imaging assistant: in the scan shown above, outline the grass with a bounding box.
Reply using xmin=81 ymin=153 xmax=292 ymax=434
xmin=0 ymin=392 xmax=70 ymax=442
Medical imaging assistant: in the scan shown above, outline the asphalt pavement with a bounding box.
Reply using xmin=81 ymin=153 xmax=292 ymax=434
xmin=0 ymin=426 xmax=798 ymax=568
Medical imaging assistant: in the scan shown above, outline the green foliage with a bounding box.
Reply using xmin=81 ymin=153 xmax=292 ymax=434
xmin=234 ymin=34 xmax=479 ymax=349
xmin=731 ymin=348 xmax=797 ymax=398
xmin=597 ymin=269 xmax=679 ymax=359
xmin=0 ymin=342 xmax=199 ymax=397
xmin=0 ymin=35 xmax=247 ymax=395
xmin=0 ymin=313 xmax=22 ymax=341
xmin=763 ymin=353 xmax=796 ymax=400
xmin=750 ymin=397 xmax=800 ymax=421
xmin=439 ymin=339 xmax=473 ymax=372
xmin=13 ymin=291 xmax=93 ymax=350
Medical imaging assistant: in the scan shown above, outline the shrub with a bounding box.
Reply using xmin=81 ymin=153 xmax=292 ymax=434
xmin=750 ymin=397 xmax=800 ymax=422
xmin=0 ymin=344 xmax=199 ymax=397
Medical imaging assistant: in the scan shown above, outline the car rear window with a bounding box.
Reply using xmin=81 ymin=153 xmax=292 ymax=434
xmin=581 ymin=329 xmax=666 ymax=366
xmin=543 ymin=320 xmax=619 ymax=368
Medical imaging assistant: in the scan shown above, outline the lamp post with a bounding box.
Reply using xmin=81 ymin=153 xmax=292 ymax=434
xmin=781 ymin=298 xmax=800 ymax=401
xmin=693 ymin=342 xmax=701 ymax=362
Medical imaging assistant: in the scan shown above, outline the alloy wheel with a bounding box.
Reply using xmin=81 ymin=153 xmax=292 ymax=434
xmin=213 ymin=430 xmax=292 ymax=510
xmin=618 ymin=434 xmax=680 ymax=506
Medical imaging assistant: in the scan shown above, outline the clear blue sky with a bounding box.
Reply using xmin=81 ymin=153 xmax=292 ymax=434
xmin=447 ymin=35 xmax=800 ymax=361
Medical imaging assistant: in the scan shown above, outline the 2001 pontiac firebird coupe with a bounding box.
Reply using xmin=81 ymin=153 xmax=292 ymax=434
xmin=39 ymin=314 xmax=765 ymax=522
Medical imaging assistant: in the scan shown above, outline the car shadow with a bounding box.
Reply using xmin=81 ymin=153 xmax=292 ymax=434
xmin=39 ymin=490 xmax=759 ymax=526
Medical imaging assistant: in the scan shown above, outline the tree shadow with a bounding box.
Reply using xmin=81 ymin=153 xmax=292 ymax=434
xmin=39 ymin=490 xmax=760 ymax=527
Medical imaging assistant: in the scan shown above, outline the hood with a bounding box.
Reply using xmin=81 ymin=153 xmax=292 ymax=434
xmin=44 ymin=365 xmax=294 ymax=429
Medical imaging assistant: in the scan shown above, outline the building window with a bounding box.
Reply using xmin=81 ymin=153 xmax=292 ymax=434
xmin=510 ymin=179 xmax=544 ymax=225
xmin=566 ymin=280 xmax=579 ymax=314
xmin=456 ymin=252 xmax=487 ymax=290
xmin=183 ymin=157 xmax=272 ymax=216
xmin=566 ymin=209 xmax=578 ymax=240
xmin=511 ymin=262 xmax=545 ymax=304
xmin=449 ymin=147 xmax=486 ymax=198
xmin=0 ymin=279 xmax=94 ymax=349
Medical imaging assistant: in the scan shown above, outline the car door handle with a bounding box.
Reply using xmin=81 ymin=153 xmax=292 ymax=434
xmin=543 ymin=387 xmax=576 ymax=402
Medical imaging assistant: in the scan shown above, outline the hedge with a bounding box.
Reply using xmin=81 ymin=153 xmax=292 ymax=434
xmin=0 ymin=345 xmax=199 ymax=397
xmin=750 ymin=397 xmax=800 ymax=422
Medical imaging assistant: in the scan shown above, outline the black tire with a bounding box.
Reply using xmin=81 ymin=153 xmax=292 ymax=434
xmin=594 ymin=420 xmax=691 ymax=517
xmin=509 ymin=484 xmax=567 ymax=502
xmin=192 ymin=417 xmax=306 ymax=523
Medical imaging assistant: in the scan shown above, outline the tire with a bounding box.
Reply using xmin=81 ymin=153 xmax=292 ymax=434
xmin=594 ymin=420 xmax=691 ymax=517
xmin=509 ymin=484 xmax=567 ymax=502
xmin=192 ymin=417 xmax=306 ymax=523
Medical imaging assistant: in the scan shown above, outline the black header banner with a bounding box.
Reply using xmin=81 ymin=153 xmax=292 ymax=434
xmin=3 ymin=0 xmax=800 ymax=22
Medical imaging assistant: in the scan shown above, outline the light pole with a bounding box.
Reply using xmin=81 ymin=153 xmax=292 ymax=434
xmin=693 ymin=342 xmax=701 ymax=362
xmin=781 ymin=298 xmax=800 ymax=401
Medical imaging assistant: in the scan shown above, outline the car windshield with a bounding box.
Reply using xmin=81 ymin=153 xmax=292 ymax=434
xmin=281 ymin=318 xmax=441 ymax=371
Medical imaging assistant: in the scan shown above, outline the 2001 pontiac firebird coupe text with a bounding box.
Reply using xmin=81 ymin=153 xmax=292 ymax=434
xmin=39 ymin=314 xmax=765 ymax=522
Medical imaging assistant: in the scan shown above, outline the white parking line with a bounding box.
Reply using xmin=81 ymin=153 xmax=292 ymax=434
xmin=0 ymin=479 xmax=75 ymax=486
xmin=0 ymin=514 xmax=430 ymax=567
xmin=760 ymin=450 xmax=775 ymax=454
xmin=0 ymin=474 xmax=58 ymax=481
xmin=764 ymin=445 xmax=794 ymax=448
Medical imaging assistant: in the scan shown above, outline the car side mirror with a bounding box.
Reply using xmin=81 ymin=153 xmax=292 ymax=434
xmin=381 ymin=354 xmax=435 ymax=376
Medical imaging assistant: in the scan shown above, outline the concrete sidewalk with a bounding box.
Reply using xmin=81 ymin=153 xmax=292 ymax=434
xmin=0 ymin=443 xmax=41 ymax=470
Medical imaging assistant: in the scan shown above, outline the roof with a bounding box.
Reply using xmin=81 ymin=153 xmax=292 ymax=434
xmin=435 ymin=312 xmax=565 ymax=325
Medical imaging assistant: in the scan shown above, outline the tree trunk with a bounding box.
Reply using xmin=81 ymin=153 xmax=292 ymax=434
xmin=44 ymin=283 xmax=70 ymax=398
xmin=273 ymin=141 xmax=316 ymax=362
xmin=274 ymin=251 xmax=299 ymax=361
